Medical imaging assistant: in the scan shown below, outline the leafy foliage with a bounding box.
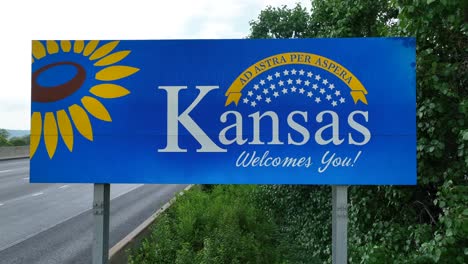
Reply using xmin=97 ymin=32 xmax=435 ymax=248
xmin=249 ymin=1 xmax=398 ymax=39
xmin=253 ymin=185 xmax=330 ymax=263
xmin=0 ymin=129 xmax=29 ymax=146
xmin=128 ymin=186 xmax=282 ymax=264
xmin=249 ymin=4 xmax=312 ymax=39
xmin=249 ymin=0 xmax=467 ymax=263
xmin=0 ymin=129 xmax=11 ymax=146
xmin=8 ymin=135 xmax=30 ymax=146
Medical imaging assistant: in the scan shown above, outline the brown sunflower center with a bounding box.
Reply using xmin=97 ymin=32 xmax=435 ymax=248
xmin=32 ymin=61 xmax=86 ymax=102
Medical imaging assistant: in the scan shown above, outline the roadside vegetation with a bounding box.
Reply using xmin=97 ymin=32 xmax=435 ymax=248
xmin=0 ymin=129 xmax=30 ymax=146
xmin=128 ymin=185 xmax=286 ymax=264
xmin=130 ymin=0 xmax=466 ymax=263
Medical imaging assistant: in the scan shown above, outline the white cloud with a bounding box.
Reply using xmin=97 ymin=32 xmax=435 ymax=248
xmin=0 ymin=0 xmax=311 ymax=129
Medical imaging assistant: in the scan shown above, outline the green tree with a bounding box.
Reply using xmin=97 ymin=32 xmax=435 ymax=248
xmin=0 ymin=128 xmax=9 ymax=139
xmin=309 ymin=0 xmax=398 ymax=37
xmin=396 ymin=0 xmax=467 ymax=262
xmin=249 ymin=1 xmax=398 ymax=39
xmin=249 ymin=0 xmax=467 ymax=263
xmin=0 ymin=129 xmax=11 ymax=147
xmin=249 ymin=4 xmax=312 ymax=39
xmin=8 ymin=135 xmax=29 ymax=146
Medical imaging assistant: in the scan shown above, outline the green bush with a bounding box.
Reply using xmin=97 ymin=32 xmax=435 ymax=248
xmin=253 ymin=185 xmax=330 ymax=263
xmin=128 ymin=185 xmax=282 ymax=264
xmin=249 ymin=0 xmax=467 ymax=263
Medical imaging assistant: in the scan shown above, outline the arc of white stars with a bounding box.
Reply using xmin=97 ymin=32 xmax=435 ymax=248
xmin=241 ymin=68 xmax=349 ymax=109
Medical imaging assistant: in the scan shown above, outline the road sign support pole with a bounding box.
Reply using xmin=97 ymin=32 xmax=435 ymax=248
xmin=93 ymin=183 xmax=110 ymax=264
xmin=332 ymin=185 xmax=348 ymax=264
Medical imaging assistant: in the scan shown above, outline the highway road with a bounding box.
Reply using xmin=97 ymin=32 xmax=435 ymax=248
xmin=0 ymin=158 xmax=187 ymax=264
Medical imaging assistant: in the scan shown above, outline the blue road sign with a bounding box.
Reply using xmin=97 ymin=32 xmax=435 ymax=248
xmin=30 ymin=38 xmax=416 ymax=184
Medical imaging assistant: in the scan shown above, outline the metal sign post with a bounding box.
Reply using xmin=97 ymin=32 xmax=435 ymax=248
xmin=93 ymin=184 xmax=110 ymax=264
xmin=332 ymin=186 xmax=348 ymax=264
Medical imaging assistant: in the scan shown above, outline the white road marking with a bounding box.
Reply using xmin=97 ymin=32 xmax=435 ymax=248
xmin=31 ymin=192 xmax=44 ymax=197
xmin=0 ymin=184 xmax=147 ymax=252
xmin=0 ymin=170 xmax=12 ymax=173
xmin=23 ymin=177 xmax=29 ymax=180
xmin=114 ymin=184 xmax=144 ymax=197
xmin=59 ymin=185 xmax=70 ymax=189
xmin=0 ymin=203 xmax=4 ymax=206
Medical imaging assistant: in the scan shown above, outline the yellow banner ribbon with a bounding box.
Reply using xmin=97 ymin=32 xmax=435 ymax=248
xmin=225 ymin=52 xmax=368 ymax=106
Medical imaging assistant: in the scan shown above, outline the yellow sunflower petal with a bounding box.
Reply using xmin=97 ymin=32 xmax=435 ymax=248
xmin=74 ymin=40 xmax=85 ymax=54
xmin=95 ymin=66 xmax=139 ymax=81
xmin=89 ymin=84 xmax=130 ymax=98
xmin=56 ymin=110 xmax=74 ymax=152
xmin=94 ymin=51 xmax=131 ymax=66
xmin=44 ymin=112 xmax=58 ymax=159
xmin=89 ymin=41 xmax=119 ymax=61
xmin=69 ymin=104 xmax=93 ymax=141
xmin=61 ymin=40 xmax=71 ymax=52
xmin=46 ymin=40 xmax=59 ymax=54
xmin=30 ymin=112 xmax=42 ymax=158
xmin=81 ymin=96 xmax=112 ymax=122
xmin=32 ymin=41 xmax=46 ymax=59
xmin=83 ymin=40 xmax=100 ymax=56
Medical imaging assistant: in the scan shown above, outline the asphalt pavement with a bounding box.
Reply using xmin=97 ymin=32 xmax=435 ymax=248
xmin=0 ymin=158 xmax=187 ymax=264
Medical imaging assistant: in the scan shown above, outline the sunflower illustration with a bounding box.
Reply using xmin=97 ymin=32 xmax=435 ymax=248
xmin=31 ymin=40 xmax=139 ymax=159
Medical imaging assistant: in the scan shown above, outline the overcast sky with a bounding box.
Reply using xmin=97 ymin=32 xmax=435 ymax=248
xmin=0 ymin=0 xmax=311 ymax=130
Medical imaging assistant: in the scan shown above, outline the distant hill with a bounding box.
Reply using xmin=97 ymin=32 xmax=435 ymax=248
xmin=6 ymin=129 xmax=30 ymax=139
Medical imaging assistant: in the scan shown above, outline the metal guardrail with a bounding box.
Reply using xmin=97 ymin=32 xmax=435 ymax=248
xmin=0 ymin=146 xmax=29 ymax=160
